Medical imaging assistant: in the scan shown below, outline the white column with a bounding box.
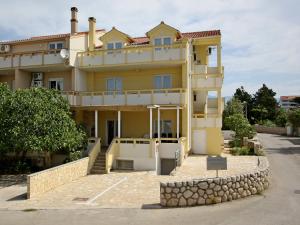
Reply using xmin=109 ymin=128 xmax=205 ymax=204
xmin=217 ymin=44 xmax=222 ymax=73
xmin=150 ymin=108 xmax=153 ymax=138
xmin=177 ymin=107 xmax=180 ymax=139
xmin=158 ymin=108 xmax=161 ymax=139
xmin=118 ymin=111 xmax=121 ymax=138
xmin=95 ymin=110 xmax=98 ymax=138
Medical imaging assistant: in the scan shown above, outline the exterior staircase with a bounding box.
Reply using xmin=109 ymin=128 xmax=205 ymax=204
xmin=91 ymin=151 xmax=106 ymax=174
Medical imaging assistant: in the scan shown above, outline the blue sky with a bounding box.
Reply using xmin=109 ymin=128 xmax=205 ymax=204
xmin=0 ymin=0 xmax=299 ymax=97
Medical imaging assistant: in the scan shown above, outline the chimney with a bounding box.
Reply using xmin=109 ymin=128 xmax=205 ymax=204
xmin=88 ymin=17 xmax=96 ymax=51
xmin=70 ymin=7 xmax=78 ymax=35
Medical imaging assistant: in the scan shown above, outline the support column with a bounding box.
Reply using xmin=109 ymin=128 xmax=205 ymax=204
xmin=177 ymin=107 xmax=180 ymax=139
xmin=150 ymin=108 xmax=153 ymax=138
xmin=95 ymin=110 xmax=98 ymax=138
xmin=118 ymin=110 xmax=121 ymax=138
xmin=158 ymin=108 xmax=161 ymax=139
xmin=217 ymin=89 xmax=222 ymax=115
xmin=217 ymin=44 xmax=222 ymax=73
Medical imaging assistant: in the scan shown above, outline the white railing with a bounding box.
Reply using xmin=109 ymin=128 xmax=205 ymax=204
xmin=61 ymin=88 xmax=186 ymax=106
xmin=192 ymin=74 xmax=223 ymax=88
xmin=192 ymin=64 xmax=223 ymax=75
xmin=78 ymin=43 xmax=186 ymax=67
xmin=192 ymin=115 xmax=222 ymax=128
xmin=0 ymin=50 xmax=65 ymax=69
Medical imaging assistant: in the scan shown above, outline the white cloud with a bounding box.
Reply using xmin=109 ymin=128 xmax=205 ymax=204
xmin=0 ymin=0 xmax=299 ymax=96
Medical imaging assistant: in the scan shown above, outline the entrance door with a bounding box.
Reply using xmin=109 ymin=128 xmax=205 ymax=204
xmin=107 ymin=120 xmax=118 ymax=145
xmin=192 ymin=130 xmax=207 ymax=154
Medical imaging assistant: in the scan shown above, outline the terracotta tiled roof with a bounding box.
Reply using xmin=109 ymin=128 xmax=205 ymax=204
xmin=0 ymin=29 xmax=105 ymax=44
xmin=130 ymin=30 xmax=221 ymax=45
xmin=280 ymin=96 xmax=300 ymax=101
xmin=132 ymin=37 xmax=150 ymax=45
xmin=181 ymin=30 xmax=221 ymax=38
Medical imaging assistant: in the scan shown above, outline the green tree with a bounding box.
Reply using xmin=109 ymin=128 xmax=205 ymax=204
xmin=287 ymin=109 xmax=300 ymax=127
xmin=233 ymin=86 xmax=254 ymax=123
xmin=0 ymin=86 xmax=86 ymax=163
xmin=253 ymin=84 xmax=277 ymax=122
xmin=275 ymin=108 xmax=287 ymax=127
xmin=224 ymin=113 xmax=255 ymax=147
xmin=222 ymin=97 xmax=244 ymax=129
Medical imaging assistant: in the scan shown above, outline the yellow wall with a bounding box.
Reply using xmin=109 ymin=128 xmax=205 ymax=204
xmin=0 ymin=75 xmax=14 ymax=89
xmin=100 ymin=28 xmax=131 ymax=49
xmin=147 ymin=23 xmax=178 ymax=45
xmin=194 ymin=45 xmax=209 ymax=65
xmin=15 ymin=69 xmax=31 ymax=89
xmin=87 ymin=67 xmax=182 ymax=92
xmin=10 ymin=39 xmax=67 ymax=53
xmin=44 ymin=71 xmax=72 ymax=91
xmin=205 ymin=127 xmax=222 ymax=155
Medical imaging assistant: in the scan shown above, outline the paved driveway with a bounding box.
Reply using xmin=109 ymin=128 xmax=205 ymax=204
xmin=0 ymin=133 xmax=299 ymax=225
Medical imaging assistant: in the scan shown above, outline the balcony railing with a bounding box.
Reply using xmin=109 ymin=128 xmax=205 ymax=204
xmin=62 ymin=88 xmax=186 ymax=106
xmin=0 ymin=50 xmax=65 ymax=69
xmin=192 ymin=64 xmax=224 ymax=75
xmin=77 ymin=43 xmax=186 ymax=67
xmin=192 ymin=114 xmax=222 ymax=128
xmin=192 ymin=74 xmax=223 ymax=89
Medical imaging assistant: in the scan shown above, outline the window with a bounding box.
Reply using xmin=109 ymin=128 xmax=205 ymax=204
xmin=154 ymin=37 xmax=172 ymax=50
xmin=154 ymin=75 xmax=172 ymax=89
xmin=106 ymin=78 xmax=122 ymax=94
xmin=48 ymin=42 xmax=64 ymax=50
xmin=115 ymin=42 xmax=122 ymax=49
xmin=48 ymin=78 xmax=64 ymax=91
xmin=107 ymin=43 xmax=114 ymax=50
xmin=107 ymin=42 xmax=122 ymax=49
xmin=163 ymin=37 xmax=171 ymax=45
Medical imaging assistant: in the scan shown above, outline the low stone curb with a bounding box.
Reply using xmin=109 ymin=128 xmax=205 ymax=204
xmin=160 ymin=156 xmax=269 ymax=207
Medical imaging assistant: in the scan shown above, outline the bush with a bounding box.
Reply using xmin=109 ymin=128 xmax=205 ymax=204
xmin=231 ymin=146 xmax=256 ymax=156
xmin=275 ymin=109 xmax=287 ymax=127
xmin=262 ymin=120 xmax=276 ymax=127
xmin=288 ymin=109 xmax=300 ymax=128
xmin=224 ymin=113 xmax=255 ymax=147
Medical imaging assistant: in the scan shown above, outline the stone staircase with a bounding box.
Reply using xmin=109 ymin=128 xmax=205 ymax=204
xmin=90 ymin=151 xmax=106 ymax=174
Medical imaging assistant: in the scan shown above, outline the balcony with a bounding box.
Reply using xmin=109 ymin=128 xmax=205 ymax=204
xmin=192 ymin=114 xmax=222 ymax=128
xmin=191 ymin=65 xmax=223 ymax=89
xmin=0 ymin=50 xmax=65 ymax=69
xmin=62 ymin=88 xmax=186 ymax=107
xmin=77 ymin=43 xmax=186 ymax=68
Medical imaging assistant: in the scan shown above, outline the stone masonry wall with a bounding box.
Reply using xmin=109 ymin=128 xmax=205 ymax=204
xmin=160 ymin=157 xmax=269 ymax=207
xmin=27 ymin=157 xmax=89 ymax=199
xmin=254 ymin=125 xmax=286 ymax=135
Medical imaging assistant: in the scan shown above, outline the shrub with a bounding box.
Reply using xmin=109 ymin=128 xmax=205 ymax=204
xmin=275 ymin=109 xmax=287 ymax=127
xmin=224 ymin=113 xmax=255 ymax=147
xmin=262 ymin=120 xmax=276 ymax=127
xmin=287 ymin=109 xmax=300 ymax=128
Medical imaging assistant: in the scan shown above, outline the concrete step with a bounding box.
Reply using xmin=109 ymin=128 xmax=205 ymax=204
xmin=91 ymin=169 xmax=106 ymax=174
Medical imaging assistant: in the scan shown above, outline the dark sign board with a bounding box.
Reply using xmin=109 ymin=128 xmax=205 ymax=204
xmin=207 ymin=156 xmax=227 ymax=170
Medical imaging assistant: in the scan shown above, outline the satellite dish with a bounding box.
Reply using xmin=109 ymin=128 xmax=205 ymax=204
xmin=60 ymin=49 xmax=69 ymax=59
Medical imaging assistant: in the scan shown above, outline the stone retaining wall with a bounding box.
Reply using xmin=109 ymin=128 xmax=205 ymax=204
xmin=254 ymin=125 xmax=286 ymax=135
xmin=27 ymin=157 xmax=89 ymax=199
xmin=160 ymin=157 xmax=269 ymax=207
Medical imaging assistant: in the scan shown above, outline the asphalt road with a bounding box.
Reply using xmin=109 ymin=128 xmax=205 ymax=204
xmin=0 ymin=133 xmax=299 ymax=225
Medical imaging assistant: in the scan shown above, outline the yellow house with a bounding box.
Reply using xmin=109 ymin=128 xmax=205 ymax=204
xmin=0 ymin=7 xmax=224 ymax=175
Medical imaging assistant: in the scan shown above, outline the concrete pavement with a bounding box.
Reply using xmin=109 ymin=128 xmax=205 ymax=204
xmin=0 ymin=133 xmax=299 ymax=225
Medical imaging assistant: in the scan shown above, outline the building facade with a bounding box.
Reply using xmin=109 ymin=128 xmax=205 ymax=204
xmin=279 ymin=96 xmax=300 ymax=110
xmin=0 ymin=7 xmax=224 ymax=174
